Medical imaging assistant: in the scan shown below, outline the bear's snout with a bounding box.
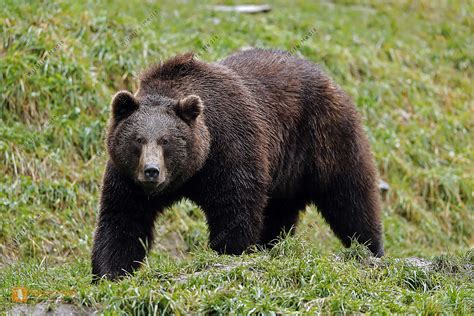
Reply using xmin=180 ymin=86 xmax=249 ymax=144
xmin=144 ymin=164 xmax=160 ymax=182
xmin=136 ymin=142 xmax=168 ymax=192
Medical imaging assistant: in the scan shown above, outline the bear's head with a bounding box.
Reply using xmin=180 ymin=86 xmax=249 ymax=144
xmin=106 ymin=90 xmax=210 ymax=195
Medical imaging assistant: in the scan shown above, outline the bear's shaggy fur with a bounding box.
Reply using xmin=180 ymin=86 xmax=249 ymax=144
xmin=92 ymin=49 xmax=384 ymax=281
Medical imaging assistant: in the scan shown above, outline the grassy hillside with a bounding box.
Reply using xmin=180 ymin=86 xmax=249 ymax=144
xmin=1 ymin=0 xmax=473 ymax=313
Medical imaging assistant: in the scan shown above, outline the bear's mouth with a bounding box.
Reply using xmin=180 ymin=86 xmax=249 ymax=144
xmin=140 ymin=180 xmax=166 ymax=195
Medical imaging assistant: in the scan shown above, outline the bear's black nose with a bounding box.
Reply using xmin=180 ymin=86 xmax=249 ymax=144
xmin=144 ymin=165 xmax=160 ymax=181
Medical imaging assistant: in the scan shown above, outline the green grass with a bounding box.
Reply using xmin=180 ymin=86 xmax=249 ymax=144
xmin=1 ymin=0 xmax=473 ymax=313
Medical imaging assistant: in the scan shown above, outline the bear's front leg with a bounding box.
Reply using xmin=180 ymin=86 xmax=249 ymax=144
xmin=207 ymin=201 xmax=265 ymax=255
xmin=92 ymin=210 xmax=155 ymax=281
xmin=201 ymin=174 xmax=267 ymax=255
xmin=91 ymin=163 xmax=161 ymax=282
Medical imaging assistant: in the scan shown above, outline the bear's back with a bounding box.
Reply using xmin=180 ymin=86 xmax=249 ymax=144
xmin=219 ymin=49 xmax=360 ymax=198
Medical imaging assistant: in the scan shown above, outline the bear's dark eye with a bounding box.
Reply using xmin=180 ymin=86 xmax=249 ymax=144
xmin=162 ymin=138 xmax=169 ymax=145
xmin=136 ymin=137 xmax=143 ymax=144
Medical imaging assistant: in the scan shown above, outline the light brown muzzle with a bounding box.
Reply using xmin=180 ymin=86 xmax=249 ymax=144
xmin=136 ymin=142 xmax=167 ymax=188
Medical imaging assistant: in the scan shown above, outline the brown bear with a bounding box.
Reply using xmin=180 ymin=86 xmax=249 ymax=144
xmin=91 ymin=48 xmax=384 ymax=281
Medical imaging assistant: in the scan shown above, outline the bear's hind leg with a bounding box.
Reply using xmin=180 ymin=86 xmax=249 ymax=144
xmin=259 ymin=198 xmax=305 ymax=247
xmin=312 ymin=174 xmax=384 ymax=257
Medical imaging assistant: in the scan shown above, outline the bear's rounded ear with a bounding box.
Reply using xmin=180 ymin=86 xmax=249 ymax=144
xmin=111 ymin=91 xmax=139 ymax=122
xmin=174 ymin=95 xmax=203 ymax=124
